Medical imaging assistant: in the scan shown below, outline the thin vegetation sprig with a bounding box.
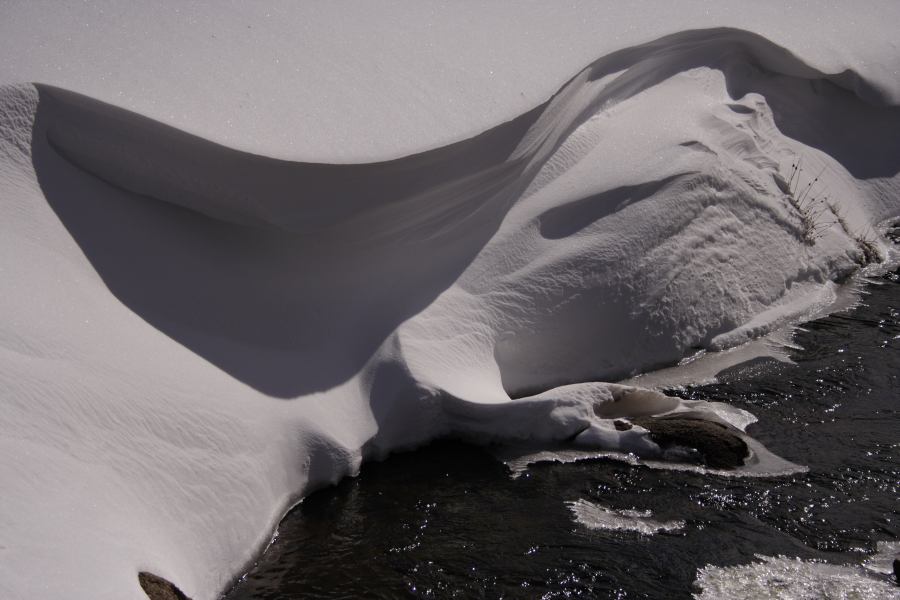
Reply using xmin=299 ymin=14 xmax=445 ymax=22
xmin=781 ymin=157 xmax=883 ymax=264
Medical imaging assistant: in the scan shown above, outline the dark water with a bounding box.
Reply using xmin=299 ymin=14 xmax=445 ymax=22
xmin=226 ymin=267 xmax=900 ymax=599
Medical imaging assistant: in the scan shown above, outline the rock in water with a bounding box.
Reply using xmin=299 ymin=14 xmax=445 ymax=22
xmin=631 ymin=417 xmax=749 ymax=469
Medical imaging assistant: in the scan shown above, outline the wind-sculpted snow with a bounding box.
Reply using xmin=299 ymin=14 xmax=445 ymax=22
xmin=2 ymin=27 xmax=900 ymax=600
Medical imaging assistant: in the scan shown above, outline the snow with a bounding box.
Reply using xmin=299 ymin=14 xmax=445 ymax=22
xmin=568 ymin=499 xmax=685 ymax=535
xmin=1 ymin=3 xmax=899 ymax=600
xmin=2 ymin=1 xmax=900 ymax=160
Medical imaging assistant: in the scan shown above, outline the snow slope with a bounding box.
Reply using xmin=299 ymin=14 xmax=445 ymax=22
xmin=2 ymin=1 xmax=900 ymax=160
xmin=2 ymin=4 xmax=900 ymax=600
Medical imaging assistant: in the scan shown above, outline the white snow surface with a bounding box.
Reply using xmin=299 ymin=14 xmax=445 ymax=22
xmin=2 ymin=3 xmax=900 ymax=600
xmin=2 ymin=0 xmax=900 ymax=160
xmin=568 ymin=499 xmax=685 ymax=535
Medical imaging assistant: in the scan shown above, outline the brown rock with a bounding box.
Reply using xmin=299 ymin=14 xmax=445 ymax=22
xmin=613 ymin=419 xmax=632 ymax=431
xmin=138 ymin=572 xmax=191 ymax=600
xmin=632 ymin=416 xmax=749 ymax=469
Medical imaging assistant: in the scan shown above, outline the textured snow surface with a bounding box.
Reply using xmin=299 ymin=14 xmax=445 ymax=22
xmin=2 ymin=3 xmax=900 ymax=600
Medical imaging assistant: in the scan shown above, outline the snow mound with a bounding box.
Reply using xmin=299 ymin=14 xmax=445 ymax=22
xmin=1 ymin=21 xmax=899 ymax=600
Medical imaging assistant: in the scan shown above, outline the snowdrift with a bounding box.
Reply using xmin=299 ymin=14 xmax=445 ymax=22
xmin=2 ymin=24 xmax=899 ymax=600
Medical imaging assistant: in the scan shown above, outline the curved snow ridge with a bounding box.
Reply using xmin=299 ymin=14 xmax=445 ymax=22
xmin=30 ymin=28 xmax=900 ymax=399
xmin=36 ymin=84 xmax=541 ymax=241
xmin=34 ymin=27 xmax=898 ymax=236
xmin=27 ymin=27 xmax=895 ymax=398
